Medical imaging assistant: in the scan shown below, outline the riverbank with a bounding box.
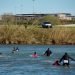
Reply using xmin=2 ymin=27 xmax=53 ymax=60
xmin=0 ymin=25 xmax=75 ymax=45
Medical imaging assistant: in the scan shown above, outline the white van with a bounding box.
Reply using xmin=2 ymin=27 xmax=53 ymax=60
xmin=42 ymin=22 xmax=52 ymax=28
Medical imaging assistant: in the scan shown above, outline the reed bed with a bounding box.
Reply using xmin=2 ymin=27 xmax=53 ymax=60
xmin=0 ymin=25 xmax=75 ymax=45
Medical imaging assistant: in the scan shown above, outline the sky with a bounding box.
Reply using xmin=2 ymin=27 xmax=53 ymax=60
xmin=0 ymin=0 xmax=75 ymax=15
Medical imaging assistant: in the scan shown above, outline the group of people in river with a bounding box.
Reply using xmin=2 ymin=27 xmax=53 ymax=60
xmin=0 ymin=47 xmax=73 ymax=67
xmin=0 ymin=46 xmax=74 ymax=67
xmin=32 ymin=48 xmax=75 ymax=67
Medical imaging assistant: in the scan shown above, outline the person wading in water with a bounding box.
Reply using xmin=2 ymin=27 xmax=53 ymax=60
xmin=59 ymin=52 xmax=75 ymax=66
xmin=44 ymin=48 xmax=52 ymax=56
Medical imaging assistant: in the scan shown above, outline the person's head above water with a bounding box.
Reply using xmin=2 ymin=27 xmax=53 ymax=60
xmin=65 ymin=52 xmax=68 ymax=55
xmin=0 ymin=52 xmax=2 ymax=55
xmin=48 ymin=48 xmax=49 ymax=49
xmin=34 ymin=52 xmax=36 ymax=55
xmin=47 ymin=48 xmax=50 ymax=51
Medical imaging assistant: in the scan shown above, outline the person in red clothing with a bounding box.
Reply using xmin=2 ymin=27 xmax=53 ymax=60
xmin=53 ymin=60 xmax=60 ymax=66
xmin=32 ymin=52 xmax=38 ymax=58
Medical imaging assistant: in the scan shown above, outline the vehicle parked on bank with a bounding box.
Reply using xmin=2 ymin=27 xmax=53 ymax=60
xmin=42 ymin=22 xmax=52 ymax=28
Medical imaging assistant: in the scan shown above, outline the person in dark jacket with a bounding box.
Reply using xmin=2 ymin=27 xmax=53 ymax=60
xmin=12 ymin=47 xmax=19 ymax=53
xmin=16 ymin=47 xmax=19 ymax=51
xmin=44 ymin=48 xmax=52 ymax=56
xmin=59 ymin=52 xmax=75 ymax=66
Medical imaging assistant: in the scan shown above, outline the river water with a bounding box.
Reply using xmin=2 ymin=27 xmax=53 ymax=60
xmin=0 ymin=45 xmax=75 ymax=75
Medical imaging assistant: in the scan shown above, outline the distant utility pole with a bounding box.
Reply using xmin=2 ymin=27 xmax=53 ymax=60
xmin=32 ymin=0 xmax=35 ymax=14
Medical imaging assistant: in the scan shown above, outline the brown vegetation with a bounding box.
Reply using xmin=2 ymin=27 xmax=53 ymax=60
xmin=0 ymin=25 xmax=75 ymax=45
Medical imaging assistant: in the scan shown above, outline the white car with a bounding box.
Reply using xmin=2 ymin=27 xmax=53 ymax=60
xmin=42 ymin=22 xmax=52 ymax=28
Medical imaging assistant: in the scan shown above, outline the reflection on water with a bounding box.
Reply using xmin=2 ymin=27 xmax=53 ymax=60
xmin=0 ymin=45 xmax=75 ymax=75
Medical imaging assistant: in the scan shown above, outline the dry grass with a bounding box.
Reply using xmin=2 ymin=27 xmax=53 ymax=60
xmin=0 ymin=25 xmax=75 ymax=45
